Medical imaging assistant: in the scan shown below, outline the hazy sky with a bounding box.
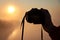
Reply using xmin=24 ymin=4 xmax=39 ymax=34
xmin=0 ymin=0 xmax=60 ymax=25
xmin=0 ymin=0 xmax=60 ymax=40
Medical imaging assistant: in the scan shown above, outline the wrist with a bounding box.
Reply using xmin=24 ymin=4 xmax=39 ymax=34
xmin=42 ymin=22 xmax=56 ymax=33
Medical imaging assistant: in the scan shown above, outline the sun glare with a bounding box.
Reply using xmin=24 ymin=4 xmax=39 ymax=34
xmin=8 ymin=6 xmax=15 ymax=13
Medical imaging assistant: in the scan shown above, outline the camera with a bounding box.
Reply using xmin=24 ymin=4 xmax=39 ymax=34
xmin=26 ymin=8 xmax=45 ymax=24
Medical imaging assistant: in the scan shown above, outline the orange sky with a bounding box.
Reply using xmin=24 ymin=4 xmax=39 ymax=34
xmin=0 ymin=0 xmax=60 ymax=25
xmin=0 ymin=0 xmax=60 ymax=40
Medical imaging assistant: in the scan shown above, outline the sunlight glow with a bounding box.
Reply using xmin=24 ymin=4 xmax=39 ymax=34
xmin=7 ymin=27 xmax=20 ymax=40
xmin=8 ymin=29 xmax=18 ymax=40
xmin=8 ymin=6 xmax=15 ymax=13
xmin=1 ymin=4 xmax=22 ymax=21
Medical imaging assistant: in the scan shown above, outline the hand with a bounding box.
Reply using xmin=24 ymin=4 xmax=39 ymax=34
xmin=41 ymin=8 xmax=60 ymax=40
xmin=40 ymin=8 xmax=54 ymax=32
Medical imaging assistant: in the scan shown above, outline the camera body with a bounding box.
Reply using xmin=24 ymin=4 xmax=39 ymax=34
xmin=26 ymin=8 xmax=45 ymax=24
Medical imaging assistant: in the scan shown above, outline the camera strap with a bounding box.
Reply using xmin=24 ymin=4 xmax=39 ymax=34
xmin=41 ymin=27 xmax=43 ymax=40
xmin=21 ymin=14 xmax=43 ymax=40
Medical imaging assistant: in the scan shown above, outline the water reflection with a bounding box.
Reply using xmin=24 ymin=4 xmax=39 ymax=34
xmin=0 ymin=20 xmax=21 ymax=40
xmin=7 ymin=27 xmax=21 ymax=40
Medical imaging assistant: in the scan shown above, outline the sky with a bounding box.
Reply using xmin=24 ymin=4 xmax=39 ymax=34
xmin=0 ymin=0 xmax=60 ymax=40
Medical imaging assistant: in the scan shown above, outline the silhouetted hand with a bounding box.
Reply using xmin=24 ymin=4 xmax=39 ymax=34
xmin=40 ymin=8 xmax=60 ymax=40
